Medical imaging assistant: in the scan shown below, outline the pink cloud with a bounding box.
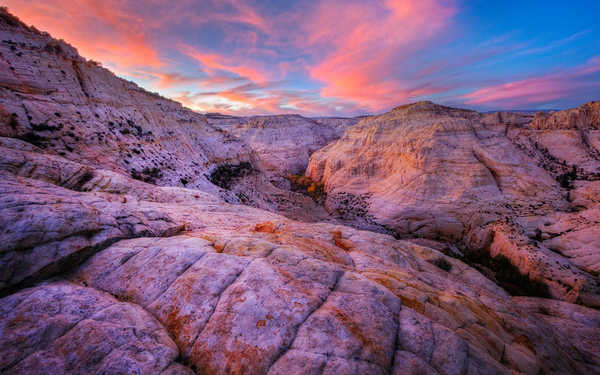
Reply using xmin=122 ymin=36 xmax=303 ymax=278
xmin=462 ymin=57 xmax=600 ymax=107
xmin=179 ymin=43 xmax=270 ymax=83
xmin=4 ymin=0 xmax=163 ymax=69
xmin=171 ymin=82 xmax=362 ymax=117
xmin=150 ymin=72 xmax=245 ymax=89
xmin=305 ymin=0 xmax=456 ymax=111
xmin=184 ymin=0 xmax=269 ymax=33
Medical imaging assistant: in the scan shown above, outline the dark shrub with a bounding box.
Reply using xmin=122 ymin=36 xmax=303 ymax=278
xmin=131 ymin=167 xmax=162 ymax=184
xmin=17 ymin=132 xmax=45 ymax=148
xmin=9 ymin=113 xmax=18 ymax=129
xmin=556 ymin=165 xmax=578 ymax=189
xmin=431 ymin=257 xmax=452 ymax=272
xmin=209 ymin=162 xmax=253 ymax=189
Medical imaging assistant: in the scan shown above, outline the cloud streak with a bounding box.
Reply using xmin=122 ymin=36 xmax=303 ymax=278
xmin=462 ymin=57 xmax=600 ymax=107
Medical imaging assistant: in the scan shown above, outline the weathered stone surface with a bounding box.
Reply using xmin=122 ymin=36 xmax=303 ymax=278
xmin=2 ymin=157 xmax=600 ymax=374
xmin=212 ymin=114 xmax=359 ymax=176
xmin=306 ymin=101 xmax=600 ymax=307
xmin=65 ymin=219 xmax=600 ymax=375
xmin=0 ymin=11 xmax=252 ymax=197
xmin=0 ymin=281 xmax=181 ymax=374
xmin=0 ymin=7 xmax=599 ymax=375
xmin=0 ymin=172 xmax=184 ymax=293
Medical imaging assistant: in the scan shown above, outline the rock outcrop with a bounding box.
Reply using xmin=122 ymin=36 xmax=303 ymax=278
xmin=208 ymin=114 xmax=360 ymax=176
xmin=0 ymin=14 xmax=252 ymax=196
xmin=306 ymin=101 xmax=600 ymax=307
xmin=0 ymin=7 xmax=599 ymax=375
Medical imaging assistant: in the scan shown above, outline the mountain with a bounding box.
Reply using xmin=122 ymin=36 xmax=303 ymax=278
xmin=1 ymin=8 xmax=599 ymax=375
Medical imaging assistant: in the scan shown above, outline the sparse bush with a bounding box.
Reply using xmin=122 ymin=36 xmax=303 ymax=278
xmin=9 ymin=113 xmax=18 ymax=129
xmin=44 ymin=42 xmax=62 ymax=55
xmin=31 ymin=122 xmax=62 ymax=131
xmin=17 ymin=132 xmax=46 ymax=148
xmin=556 ymin=165 xmax=578 ymax=189
xmin=431 ymin=257 xmax=452 ymax=272
xmin=286 ymin=174 xmax=325 ymax=201
xmin=209 ymin=162 xmax=253 ymax=190
xmin=0 ymin=7 xmax=20 ymax=27
xmin=130 ymin=167 xmax=163 ymax=184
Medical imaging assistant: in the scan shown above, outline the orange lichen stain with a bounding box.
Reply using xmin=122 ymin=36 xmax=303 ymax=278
xmin=254 ymin=221 xmax=276 ymax=233
xmin=437 ymin=293 xmax=506 ymax=336
xmin=256 ymin=319 xmax=266 ymax=328
xmin=331 ymin=230 xmax=354 ymax=251
xmin=279 ymin=233 xmax=350 ymax=264
xmin=192 ymin=339 xmax=265 ymax=375
xmin=213 ymin=243 xmax=225 ymax=253
xmin=400 ymin=296 xmax=427 ymax=314
xmin=328 ymin=306 xmax=383 ymax=361
xmin=286 ymin=174 xmax=325 ymax=200
xmin=166 ymin=309 xmax=186 ymax=339
xmin=196 ymin=233 xmax=216 ymax=243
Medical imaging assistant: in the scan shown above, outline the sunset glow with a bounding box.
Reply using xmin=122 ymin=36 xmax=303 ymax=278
xmin=7 ymin=0 xmax=600 ymax=115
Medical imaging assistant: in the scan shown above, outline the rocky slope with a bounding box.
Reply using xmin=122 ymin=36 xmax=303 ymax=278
xmin=306 ymin=101 xmax=600 ymax=307
xmin=209 ymin=114 xmax=359 ymax=176
xmin=0 ymin=11 xmax=251 ymax=197
xmin=203 ymin=113 xmax=359 ymax=221
xmin=0 ymin=7 xmax=599 ymax=375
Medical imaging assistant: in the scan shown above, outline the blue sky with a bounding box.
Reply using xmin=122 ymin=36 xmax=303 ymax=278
xmin=7 ymin=0 xmax=600 ymax=115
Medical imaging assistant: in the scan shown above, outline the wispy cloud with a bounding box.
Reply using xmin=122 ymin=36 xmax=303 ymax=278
xmin=462 ymin=56 xmax=600 ymax=107
xmin=179 ymin=43 xmax=270 ymax=83
xmin=515 ymin=29 xmax=592 ymax=56
xmin=304 ymin=0 xmax=456 ymax=111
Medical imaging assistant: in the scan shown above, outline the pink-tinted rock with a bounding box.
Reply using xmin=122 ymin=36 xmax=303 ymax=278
xmin=0 ymin=7 xmax=599 ymax=375
xmin=0 ymin=281 xmax=181 ymax=374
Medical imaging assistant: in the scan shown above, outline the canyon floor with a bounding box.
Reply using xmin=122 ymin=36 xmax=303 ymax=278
xmin=1 ymin=8 xmax=600 ymax=375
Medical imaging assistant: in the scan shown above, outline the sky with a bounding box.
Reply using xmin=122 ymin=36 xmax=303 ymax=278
xmin=5 ymin=0 xmax=600 ymax=116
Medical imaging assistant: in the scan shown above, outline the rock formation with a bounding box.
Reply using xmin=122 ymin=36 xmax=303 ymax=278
xmin=0 ymin=8 xmax=599 ymax=375
xmin=306 ymin=101 xmax=600 ymax=307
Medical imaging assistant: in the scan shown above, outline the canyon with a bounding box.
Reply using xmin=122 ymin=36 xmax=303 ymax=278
xmin=1 ymin=8 xmax=599 ymax=375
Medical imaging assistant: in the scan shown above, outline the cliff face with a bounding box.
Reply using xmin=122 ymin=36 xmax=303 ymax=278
xmin=306 ymin=101 xmax=600 ymax=307
xmin=0 ymin=12 xmax=254 ymax=197
xmin=1 ymin=8 xmax=600 ymax=375
xmin=216 ymin=114 xmax=359 ymax=176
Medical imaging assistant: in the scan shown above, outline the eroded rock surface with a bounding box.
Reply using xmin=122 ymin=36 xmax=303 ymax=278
xmin=210 ymin=114 xmax=360 ymax=176
xmin=307 ymin=101 xmax=600 ymax=307
xmin=0 ymin=281 xmax=186 ymax=374
xmin=0 ymin=7 xmax=599 ymax=375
